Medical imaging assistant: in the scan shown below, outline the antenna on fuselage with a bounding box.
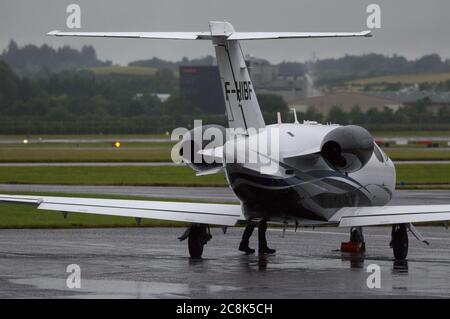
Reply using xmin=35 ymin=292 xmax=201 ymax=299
xmin=291 ymin=108 xmax=299 ymax=124
xmin=277 ymin=112 xmax=282 ymax=124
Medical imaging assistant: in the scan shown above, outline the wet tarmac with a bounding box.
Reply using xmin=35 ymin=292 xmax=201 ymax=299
xmin=0 ymin=226 xmax=449 ymax=298
xmin=0 ymin=186 xmax=449 ymax=298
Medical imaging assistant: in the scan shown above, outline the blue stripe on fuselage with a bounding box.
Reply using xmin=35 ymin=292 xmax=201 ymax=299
xmin=227 ymin=168 xmax=362 ymax=189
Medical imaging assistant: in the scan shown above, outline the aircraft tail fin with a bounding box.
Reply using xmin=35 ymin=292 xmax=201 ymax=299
xmin=48 ymin=22 xmax=371 ymax=131
xmin=210 ymin=21 xmax=265 ymax=131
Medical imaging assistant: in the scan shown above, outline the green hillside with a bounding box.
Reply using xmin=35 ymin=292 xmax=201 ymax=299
xmin=351 ymin=72 xmax=450 ymax=85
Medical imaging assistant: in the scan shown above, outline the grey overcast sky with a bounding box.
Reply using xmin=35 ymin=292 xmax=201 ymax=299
xmin=0 ymin=0 xmax=449 ymax=64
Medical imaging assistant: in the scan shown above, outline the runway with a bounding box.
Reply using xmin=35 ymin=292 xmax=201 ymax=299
xmin=1 ymin=136 xmax=448 ymax=144
xmin=0 ymin=226 xmax=449 ymax=298
xmin=0 ymin=184 xmax=450 ymax=205
xmin=0 ymin=184 xmax=234 ymax=202
xmin=0 ymin=137 xmax=171 ymax=144
xmin=0 ymin=161 xmax=449 ymax=167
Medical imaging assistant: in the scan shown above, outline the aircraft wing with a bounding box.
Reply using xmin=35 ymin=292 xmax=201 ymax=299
xmin=0 ymin=194 xmax=244 ymax=226
xmin=331 ymin=205 xmax=450 ymax=227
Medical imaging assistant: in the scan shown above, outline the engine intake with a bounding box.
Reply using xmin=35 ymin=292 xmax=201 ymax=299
xmin=321 ymin=125 xmax=374 ymax=174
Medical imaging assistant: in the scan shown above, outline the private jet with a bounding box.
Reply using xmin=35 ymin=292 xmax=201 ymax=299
xmin=1 ymin=21 xmax=449 ymax=260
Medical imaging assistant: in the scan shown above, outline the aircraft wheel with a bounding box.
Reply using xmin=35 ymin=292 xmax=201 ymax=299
xmin=392 ymin=224 xmax=408 ymax=260
xmin=188 ymin=224 xmax=211 ymax=259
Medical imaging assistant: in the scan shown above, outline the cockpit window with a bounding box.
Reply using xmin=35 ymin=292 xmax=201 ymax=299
xmin=380 ymin=147 xmax=389 ymax=162
xmin=373 ymin=144 xmax=384 ymax=163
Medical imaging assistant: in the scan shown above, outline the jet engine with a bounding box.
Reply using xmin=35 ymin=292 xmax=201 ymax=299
xmin=179 ymin=124 xmax=226 ymax=172
xmin=321 ymin=125 xmax=374 ymax=174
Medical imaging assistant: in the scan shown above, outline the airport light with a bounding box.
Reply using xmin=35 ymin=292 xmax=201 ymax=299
xmin=114 ymin=141 xmax=122 ymax=148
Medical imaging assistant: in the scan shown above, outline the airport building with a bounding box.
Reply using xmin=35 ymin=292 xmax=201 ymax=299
xmin=179 ymin=59 xmax=309 ymax=114
xmin=368 ymin=91 xmax=450 ymax=114
xmin=248 ymin=57 xmax=308 ymax=103
xmin=179 ymin=66 xmax=225 ymax=114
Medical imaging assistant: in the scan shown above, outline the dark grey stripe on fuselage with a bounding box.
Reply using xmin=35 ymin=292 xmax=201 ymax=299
xmin=224 ymin=164 xmax=377 ymax=221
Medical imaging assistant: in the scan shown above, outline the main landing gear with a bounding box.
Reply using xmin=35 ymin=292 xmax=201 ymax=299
xmin=179 ymin=223 xmax=411 ymax=260
xmin=390 ymin=224 xmax=408 ymax=260
xmin=178 ymin=224 xmax=212 ymax=258
xmin=341 ymin=224 xmax=409 ymax=260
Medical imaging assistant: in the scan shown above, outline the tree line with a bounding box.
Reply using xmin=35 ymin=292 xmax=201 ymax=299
xmin=3 ymin=40 xmax=450 ymax=85
xmin=0 ymin=61 xmax=290 ymax=133
xmin=1 ymin=60 xmax=450 ymax=134
xmin=292 ymin=98 xmax=450 ymax=127
xmin=1 ymin=42 xmax=450 ymax=134
xmin=0 ymin=40 xmax=111 ymax=78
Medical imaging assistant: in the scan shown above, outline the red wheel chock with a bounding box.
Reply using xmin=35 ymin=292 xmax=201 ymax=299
xmin=341 ymin=242 xmax=366 ymax=253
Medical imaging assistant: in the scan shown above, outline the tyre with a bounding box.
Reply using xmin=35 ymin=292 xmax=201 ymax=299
xmin=392 ymin=224 xmax=408 ymax=260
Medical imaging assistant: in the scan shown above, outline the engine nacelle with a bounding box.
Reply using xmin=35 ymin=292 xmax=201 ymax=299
xmin=321 ymin=125 xmax=374 ymax=174
xmin=179 ymin=124 xmax=226 ymax=172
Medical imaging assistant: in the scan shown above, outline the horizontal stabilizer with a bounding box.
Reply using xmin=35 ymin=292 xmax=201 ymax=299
xmin=47 ymin=29 xmax=371 ymax=41
xmin=196 ymin=167 xmax=223 ymax=176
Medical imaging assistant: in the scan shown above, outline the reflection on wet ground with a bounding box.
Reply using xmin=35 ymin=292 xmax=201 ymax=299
xmin=0 ymin=227 xmax=449 ymax=298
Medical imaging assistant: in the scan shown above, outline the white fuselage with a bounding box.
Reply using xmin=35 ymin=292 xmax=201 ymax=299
xmin=223 ymin=123 xmax=396 ymax=224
